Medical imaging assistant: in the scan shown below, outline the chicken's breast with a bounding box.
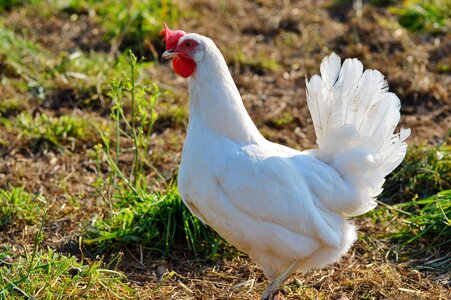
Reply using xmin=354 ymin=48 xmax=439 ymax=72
xmin=178 ymin=119 xmax=357 ymax=278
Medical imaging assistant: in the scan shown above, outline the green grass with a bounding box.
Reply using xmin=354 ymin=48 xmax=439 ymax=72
xmin=382 ymin=142 xmax=450 ymax=202
xmin=333 ymin=0 xmax=450 ymax=33
xmin=0 ymin=26 xmax=157 ymax=111
xmin=371 ymin=141 xmax=451 ymax=259
xmin=84 ymin=187 xmax=222 ymax=258
xmin=228 ymin=48 xmax=280 ymax=74
xmin=271 ymin=112 xmax=295 ymax=127
xmin=0 ymin=27 xmax=53 ymax=87
xmin=82 ymin=52 xmax=221 ymax=259
xmin=0 ymin=98 xmax=27 ymax=117
xmin=0 ymin=187 xmax=46 ymax=230
xmin=369 ymin=189 xmax=450 ymax=266
xmin=0 ymin=244 xmax=135 ymax=299
xmin=157 ymin=102 xmax=188 ymax=127
xmin=0 ymin=111 xmax=108 ymax=151
xmin=62 ymin=0 xmax=176 ymax=56
xmin=389 ymin=0 xmax=450 ymax=33
xmin=0 ymin=188 xmax=135 ymax=299
xmin=390 ymin=190 xmax=450 ymax=255
xmin=0 ymin=0 xmax=28 ymax=12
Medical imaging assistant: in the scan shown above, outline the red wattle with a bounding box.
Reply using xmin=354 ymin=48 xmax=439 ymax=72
xmin=173 ymin=57 xmax=196 ymax=78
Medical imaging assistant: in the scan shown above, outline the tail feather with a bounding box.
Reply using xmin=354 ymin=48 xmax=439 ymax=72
xmin=332 ymin=58 xmax=363 ymax=130
xmin=307 ymin=53 xmax=410 ymax=216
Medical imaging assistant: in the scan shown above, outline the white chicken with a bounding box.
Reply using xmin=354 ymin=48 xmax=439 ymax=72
xmin=161 ymin=23 xmax=410 ymax=300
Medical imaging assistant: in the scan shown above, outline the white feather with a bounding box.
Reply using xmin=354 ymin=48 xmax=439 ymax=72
xmin=310 ymin=53 xmax=410 ymax=216
xmin=176 ymin=36 xmax=410 ymax=282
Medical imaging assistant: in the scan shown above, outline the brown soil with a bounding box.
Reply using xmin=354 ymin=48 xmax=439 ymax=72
xmin=174 ymin=0 xmax=450 ymax=148
xmin=1 ymin=0 xmax=450 ymax=299
xmin=5 ymin=8 xmax=109 ymax=53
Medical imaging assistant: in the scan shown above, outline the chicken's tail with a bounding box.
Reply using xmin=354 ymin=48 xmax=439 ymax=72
xmin=306 ymin=53 xmax=410 ymax=217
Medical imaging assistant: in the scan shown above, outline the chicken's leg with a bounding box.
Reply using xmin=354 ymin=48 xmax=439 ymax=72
xmin=261 ymin=260 xmax=302 ymax=300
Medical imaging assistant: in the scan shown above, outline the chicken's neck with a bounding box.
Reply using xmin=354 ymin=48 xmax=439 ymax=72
xmin=187 ymin=41 xmax=263 ymax=144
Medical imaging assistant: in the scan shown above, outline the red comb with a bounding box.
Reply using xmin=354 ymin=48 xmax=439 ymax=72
xmin=160 ymin=22 xmax=186 ymax=50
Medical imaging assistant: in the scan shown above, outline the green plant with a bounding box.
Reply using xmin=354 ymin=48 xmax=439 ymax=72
xmin=228 ymin=48 xmax=280 ymax=74
xmin=0 ymin=250 xmax=135 ymax=299
xmin=389 ymin=0 xmax=451 ymax=33
xmin=368 ymin=140 xmax=451 ymax=260
xmin=51 ymin=50 xmax=140 ymax=98
xmin=0 ymin=187 xmax=46 ymax=229
xmin=157 ymin=102 xmax=188 ymax=127
xmin=0 ymin=0 xmax=26 ymax=12
xmin=64 ymin=0 xmax=177 ymax=56
xmin=84 ymin=52 xmax=221 ymax=258
xmin=102 ymin=51 xmax=159 ymax=188
xmin=0 ymin=27 xmax=52 ymax=89
xmin=84 ymin=187 xmax=222 ymax=257
xmin=0 ymin=214 xmax=135 ymax=299
xmin=381 ymin=142 xmax=450 ymax=203
xmin=271 ymin=112 xmax=295 ymax=127
xmin=390 ymin=190 xmax=450 ymax=256
xmin=2 ymin=111 xmax=104 ymax=150
xmin=0 ymin=98 xmax=27 ymax=117
xmin=0 ymin=27 xmax=152 ymax=108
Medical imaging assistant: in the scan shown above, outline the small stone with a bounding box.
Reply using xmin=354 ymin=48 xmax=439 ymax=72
xmin=156 ymin=265 xmax=168 ymax=278
xmin=294 ymin=278 xmax=303 ymax=287
xmin=408 ymin=270 xmax=421 ymax=282
xmin=68 ymin=267 xmax=82 ymax=277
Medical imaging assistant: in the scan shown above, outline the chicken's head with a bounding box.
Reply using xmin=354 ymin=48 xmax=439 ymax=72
xmin=160 ymin=22 xmax=204 ymax=78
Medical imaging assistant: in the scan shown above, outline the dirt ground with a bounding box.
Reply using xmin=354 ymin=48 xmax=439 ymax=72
xmin=175 ymin=0 xmax=450 ymax=146
xmin=1 ymin=0 xmax=450 ymax=299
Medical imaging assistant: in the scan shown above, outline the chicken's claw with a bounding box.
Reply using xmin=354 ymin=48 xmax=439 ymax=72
xmin=261 ymin=287 xmax=287 ymax=300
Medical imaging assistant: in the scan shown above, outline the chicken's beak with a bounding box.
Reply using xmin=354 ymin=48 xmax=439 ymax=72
xmin=162 ymin=49 xmax=178 ymax=60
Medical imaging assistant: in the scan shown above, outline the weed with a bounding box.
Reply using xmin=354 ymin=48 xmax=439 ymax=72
xmin=389 ymin=0 xmax=451 ymax=33
xmin=84 ymin=52 xmax=221 ymax=258
xmin=63 ymin=0 xmax=177 ymax=57
xmin=1 ymin=111 xmax=106 ymax=151
xmin=0 ymin=27 xmax=52 ymax=89
xmin=381 ymin=142 xmax=450 ymax=203
xmin=229 ymin=49 xmax=280 ymax=74
xmin=368 ymin=141 xmax=451 ymax=260
xmin=371 ymin=188 xmax=450 ymax=264
xmin=157 ymin=102 xmax=188 ymax=128
xmin=0 ymin=27 xmax=152 ymax=108
xmin=0 ymin=98 xmax=27 ymax=117
xmin=0 ymin=0 xmax=26 ymax=12
xmin=0 ymin=187 xmax=46 ymax=230
xmin=103 ymin=51 xmax=159 ymax=186
xmin=390 ymin=190 xmax=450 ymax=256
xmin=84 ymin=187 xmax=222 ymax=258
xmin=437 ymin=63 xmax=449 ymax=73
xmin=0 ymin=243 xmax=135 ymax=299
xmin=51 ymin=50 xmax=143 ymax=101
xmin=0 ymin=194 xmax=134 ymax=299
xmin=271 ymin=112 xmax=295 ymax=128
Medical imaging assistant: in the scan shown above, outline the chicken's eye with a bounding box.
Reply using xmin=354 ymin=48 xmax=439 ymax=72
xmin=185 ymin=41 xmax=192 ymax=48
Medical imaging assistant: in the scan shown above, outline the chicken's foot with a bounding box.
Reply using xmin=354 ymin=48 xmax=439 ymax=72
xmin=261 ymin=260 xmax=302 ymax=300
